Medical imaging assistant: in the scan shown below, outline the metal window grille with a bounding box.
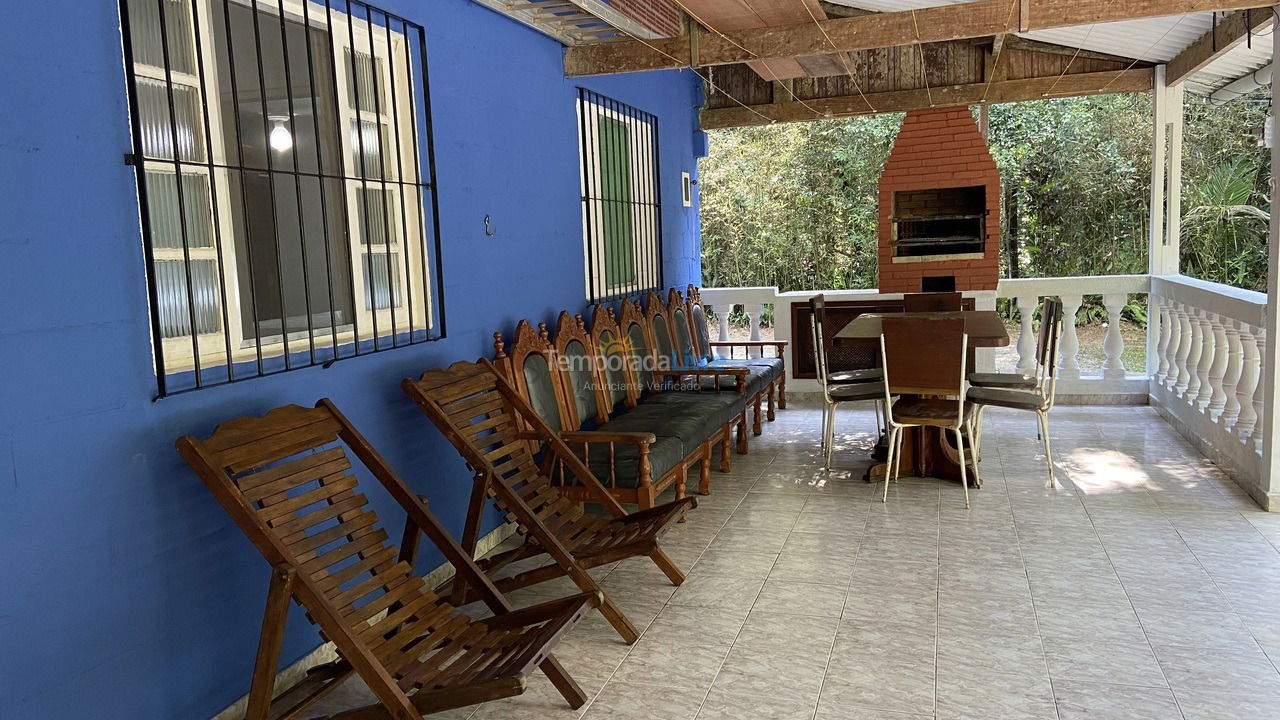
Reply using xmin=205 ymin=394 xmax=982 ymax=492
xmin=576 ymin=88 xmax=662 ymax=303
xmin=119 ymin=0 xmax=445 ymax=397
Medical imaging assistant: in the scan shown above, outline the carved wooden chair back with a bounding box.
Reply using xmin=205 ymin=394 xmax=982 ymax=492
xmin=500 ymin=320 xmax=572 ymax=438
xmin=685 ymin=285 xmax=716 ymax=363
xmin=176 ymin=400 xmax=593 ymax=719
xmin=588 ymin=304 xmax=639 ymax=412
xmin=618 ymin=298 xmax=660 ymax=393
xmin=643 ymin=291 xmax=680 ymax=369
xmin=666 ymin=288 xmax=701 ymax=367
xmin=553 ymin=311 xmax=610 ymax=428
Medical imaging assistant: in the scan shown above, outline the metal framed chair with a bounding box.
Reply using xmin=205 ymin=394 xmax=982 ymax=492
xmin=810 ymin=296 xmax=886 ymax=470
xmin=902 ymin=291 xmax=963 ymax=312
xmin=966 ymin=297 xmax=1064 ymax=487
xmin=968 ymin=296 xmax=1056 ymax=390
xmin=879 ymin=316 xmax=977 ymax=508
xmin=810 ymin=294 xmax=884 ymax=385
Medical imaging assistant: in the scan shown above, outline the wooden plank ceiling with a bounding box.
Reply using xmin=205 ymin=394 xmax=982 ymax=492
xmin=680 ymin=0 xmax=836 ymax=80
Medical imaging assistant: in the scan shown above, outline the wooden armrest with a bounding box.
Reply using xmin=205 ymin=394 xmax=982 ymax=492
xmin=484 ymin=592 xmax=603 ymax=630
xmin=618 ymin=496 xmax=697 ymax=524
xmin=655 ymin=366 xmax=749 ymax=377
xmin=709 ymin=340 xmax=788 ymax=348
xmin=560 ymin=430 xmax=656 ymax=445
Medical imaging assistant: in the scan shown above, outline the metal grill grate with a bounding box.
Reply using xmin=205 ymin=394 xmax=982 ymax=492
xmin=577 ymin=88 xmax=663 ymax=303
xmin=119 ymin=0 xmax=445 ymax=396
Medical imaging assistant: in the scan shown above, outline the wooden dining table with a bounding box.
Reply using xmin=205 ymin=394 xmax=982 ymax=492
xmin=832 ymin=310 xmax=1010 ymax=486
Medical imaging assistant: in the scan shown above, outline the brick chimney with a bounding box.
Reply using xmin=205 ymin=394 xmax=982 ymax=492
xmin=877 ymin=107 xmax=1001 ymax=294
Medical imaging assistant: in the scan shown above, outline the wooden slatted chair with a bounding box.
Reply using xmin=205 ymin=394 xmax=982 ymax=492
xmin=402 ymin=359 xmax=696 ymax=646
xmin=175 ymin=401 xmax=600 ymax=720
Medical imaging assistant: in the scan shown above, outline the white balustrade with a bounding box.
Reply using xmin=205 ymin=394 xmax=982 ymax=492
xmin=702 ymin=275 xmax=1269 ymax=498
xmin=744 ymin=303 xmax=763 ymax=358
xmin=1101 ymin=293 xmax=1129 ymax=379
xmin=1058 ymin=293 xmax=1084 ymax=380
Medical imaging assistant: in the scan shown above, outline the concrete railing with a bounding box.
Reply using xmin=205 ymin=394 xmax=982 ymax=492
xmin=996 ymin=274 xmax=1151 ymax=400
xmin=1149 ymin=274 xmax=1267 ymax=492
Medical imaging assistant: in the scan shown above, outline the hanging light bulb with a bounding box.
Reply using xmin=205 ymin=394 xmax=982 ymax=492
xmin=269 ymin=115 xmax=293 ymax=153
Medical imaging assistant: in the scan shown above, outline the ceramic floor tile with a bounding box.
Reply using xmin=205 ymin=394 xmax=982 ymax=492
xmin=582 ymin=682 xmax=706 ymax=720
xmin=1052 ymin=680 xmax=1182 ymax=720
xmin=934 ymin=667 xmax=1056 ymax=720
xmin=1043 ymin=637 xmax=1168 ymax=687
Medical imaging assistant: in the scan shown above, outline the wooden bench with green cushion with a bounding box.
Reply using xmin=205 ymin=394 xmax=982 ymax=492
xmin=683 ymin=286 xmax=787 ymax=417
xmin=494 ymin=314 xmax=744 ymax=510
xmin=653 ymin=289 xmax=781 ymax=435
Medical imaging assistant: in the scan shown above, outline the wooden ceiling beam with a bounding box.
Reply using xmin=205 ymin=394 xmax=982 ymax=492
xmin=699 ymin=67 xmax=1154 ymax=128
xmin=1166 ymin=8 xmax=1274 ymax=85
xmin=565 ymin=0 xmax=1273 ymax=76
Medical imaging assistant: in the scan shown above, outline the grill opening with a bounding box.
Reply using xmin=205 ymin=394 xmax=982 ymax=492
xmin=892 ymin=185 xmax=986 ymax=257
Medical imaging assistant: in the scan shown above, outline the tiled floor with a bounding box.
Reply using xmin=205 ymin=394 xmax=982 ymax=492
xmin=308 ymin=402 xmax=1280 ymax=720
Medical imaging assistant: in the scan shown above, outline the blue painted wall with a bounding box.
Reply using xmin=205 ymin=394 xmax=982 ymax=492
xmin=0 ymin=0 xmax=703 ymax=717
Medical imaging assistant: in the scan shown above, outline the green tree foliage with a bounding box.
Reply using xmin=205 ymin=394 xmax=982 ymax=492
xmin=700 ymin=91 xmax=1270 ymax=293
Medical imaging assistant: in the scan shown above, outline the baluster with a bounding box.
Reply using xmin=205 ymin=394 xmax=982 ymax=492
xmin=1165 ymin=302 xmax=1184 ymax=390
xmin=717 ymin=304 xmax=731 ymax=343
xmin=1206 ymin=313 xmax=1229 ymax=418
xmin=1219 ymin=320 xmax=1244 ymax=429
xmin=1153 ymin=296 xmax=1171 ymax=384
xmin=744 ymin=303 xmax=762 ymax=359
xmin=1173 ymin=304 xmax=1193 ymax=394
xmin=1057 ymin=293 xmax=1083 ymax=380
xmin=1015 ymin=295 xmax=1038 ymax=376
xmin=1101 ymin=293 xmax=1128 ymax=379
xmin=1235 ymin=325 xmax=1260 ymax=442
xmin=1253 ymin=331 xmax=1267 ymax=454
xmin=1194 ymin=311 xmax=1217 ymax=411
xmin=1184 ymin=307 xmax=1204 ymax=398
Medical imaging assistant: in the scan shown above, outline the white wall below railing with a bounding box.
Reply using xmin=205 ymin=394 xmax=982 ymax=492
xmin=1149 ymin=274 xmax=1269 ymax=506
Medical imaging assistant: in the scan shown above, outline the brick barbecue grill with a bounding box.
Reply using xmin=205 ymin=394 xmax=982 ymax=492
xmin=877 ymin=107 xmax=1001 ymax=294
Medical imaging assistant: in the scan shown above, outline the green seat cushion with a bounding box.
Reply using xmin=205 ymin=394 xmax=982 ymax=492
xmin=640 ymin=392 xmax=745 ymax=438
xmin=579 ymin=433 xmax=685 ymax=489
xmin=599 ymin=401 xmax=723 ymax=456
xmin=708 ymin=356 xmax=783 ymax=384
xmin=689 ymin=364 xmax=772 ymax=397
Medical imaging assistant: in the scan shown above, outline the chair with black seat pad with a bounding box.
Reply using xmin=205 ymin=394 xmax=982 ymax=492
xmin=966 ymin=297 xmax=1064 ymax=487
xmin=403 ymin=360 xmax=697 ymax=646
xmin=880 ymin=316 xmax=978 ymax=508
xmin=176 ymin=401 xmax=600 ymax=720
xmin=968 ymin=297 xmax=1057 ymax=390
xmin=810 ymin=295 xmax=888 ymax=469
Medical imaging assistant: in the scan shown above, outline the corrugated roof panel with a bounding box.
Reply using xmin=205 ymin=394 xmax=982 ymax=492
xmin=820 ymin=1 xmax=1273 ymax=97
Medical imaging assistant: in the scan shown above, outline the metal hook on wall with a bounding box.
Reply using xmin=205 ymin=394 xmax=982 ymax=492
xmin=484 ymin=214 xmax=497 ymax=237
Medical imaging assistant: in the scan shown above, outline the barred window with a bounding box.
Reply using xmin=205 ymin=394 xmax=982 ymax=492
xmin=121 ymin=0 xmax=443 ymax=396
xmin=576 ymin=88 xmax=662 ymax=302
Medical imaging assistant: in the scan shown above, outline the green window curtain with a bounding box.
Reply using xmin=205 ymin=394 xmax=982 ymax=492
xmin=598 ymin=117 xmax=635 ymax=287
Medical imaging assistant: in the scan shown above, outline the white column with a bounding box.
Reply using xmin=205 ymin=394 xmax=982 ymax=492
xmin=1184 ymin=308 xmax=1204 ymax=401
xmin=1167 ymin=301 xmax=1185 ymax=390
xmin=1207 ymin=314 xmax=1230 ymax=418
xmin=1174 ymin=305 xmax=1193 ymax=394
xmin=1255 ymin=330 xmax=1268 ymax=456
xmin=1057 ymin=293 xmax=1083 ymax=380
xmin=1101 ymin=293 xmax=1128 ymax=379
xmin=745 ymin=303 xmax=762 ymax=358
xmin=1220 ymin=321 xmax=1244 ymax=428
xmin=1264 ymin=20 xmax=1280 ymax=500
xmin=1195 ymin=311 xmax=1217 ymax=411
xmin=1015 ymin=295 xmax=1038 ymax=375
xmin=1237 ymin=326 xmax=1261 ymax=441
xmin=717 ymin=304 xmax=731 ymax=342
xmin=1154 ymin=295 xmax=1172 ymax=385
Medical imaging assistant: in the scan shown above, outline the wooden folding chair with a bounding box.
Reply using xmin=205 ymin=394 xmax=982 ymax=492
xmin=402 ymin=359 xmax=696 ymax=646
xmin=176 ymin=401 xmax=600 ymax=720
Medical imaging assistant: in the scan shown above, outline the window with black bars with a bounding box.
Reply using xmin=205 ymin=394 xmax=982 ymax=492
xmin=576 ymin=88 xmax=662 ymax=303
xmin=120 ymin=0 xmax=444 ymax=397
